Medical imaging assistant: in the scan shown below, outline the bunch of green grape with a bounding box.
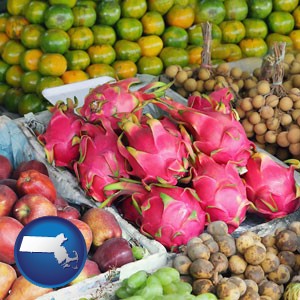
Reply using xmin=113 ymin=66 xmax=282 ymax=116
xmin=115 ymin=267 xmax=218 ymax=300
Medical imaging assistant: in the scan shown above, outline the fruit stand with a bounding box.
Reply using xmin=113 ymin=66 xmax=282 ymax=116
xmin=0 ymin=0 xmax=300 ymax=299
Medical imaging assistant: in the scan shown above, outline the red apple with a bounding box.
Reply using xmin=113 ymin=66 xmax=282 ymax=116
xmin=81 ymin=208 xmax=122 ymax=248
xmin=69 ymin=259 xmax=101 ymax=285
xmin=53 ymin=196 xmax=69 ymax=208
xmin=0 ymin=262 xmax=17 ymax=299
xmin=0 ymin=155 xmax=13 ymax=180
xmin=13 ymin=194 xmax=57 ymax=225
xmin=16 ymin=170 xmax=57 ymax=203
xmin=0 ymin=184 xmax=18 ymax=217
xmin=0 ymin=179 xmax=18 ymax=194
xmin=0 ymin=216 xmax=23 ymax=264
xmin=69 ymin=218 xmax=93 ymax=253
xmin=5 ymin=276 xmax=53 ymax=300
xmin=57 ymin=205 xmax=81 ymax=220
xmin=12 ymin=159 xmax=49 ymax=179
xmin=92 ymin=237 xmax=134 ymax=272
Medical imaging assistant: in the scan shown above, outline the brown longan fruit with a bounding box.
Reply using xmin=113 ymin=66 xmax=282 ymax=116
xmin=230 ymin=67 xmax=243 ymax=79
xmin=176 ymin=87 xmax=189 ymax=98
xmin=264 ymin=130 xmax=277 ymax=144
xmin=297 ymin=115 xmax=300 ymax=126
xmin=265 ymin=94 xmax=279 ymax=107
xmin=257 ymin=80 xmax=271 ymax=95
xmin=253 ymin=67 xmax=261 ymax=79
xmin=198 ymin=67 xmax=211 ymax=81
xmin=284 ymin=52 xmax=295 ymax=64
xmin=266 ymin=117 xmax=280 ymax=130
xmin=292 ymin=74 xmax=300 ymax=88
xmin=254 ymin=122 xmax=267 ymax=135
xmin=280 ymin=113 xmax=293 ymax=127
xmin=183 ymin=78 xmax=197 ymax=92
xmin=244 ymin=78 xmax=257 ymax=90
xmin=215 ymin=62 xmax=230 ymax=75
xmin=279 ymin=96 xmax=294 ymax=111
xmin=255 ymin=134 xmax=265 ymax=144
xmin=260 ymin=106 xmax=274 ymax=119
xmin=239 ymin=98 xmax=253 ymax=111
xmin=277 ymin=131 xmax=290 ymax=147
xmin=175 ymin=70 xmax=189 ymax=85
xmin=165 ymin=65 xmax=181 ymax=78
xmin=196 ymin=80 xmax=204 ymax=92
xmin=288 ymin=88 xmax=300 ymax=101
xmin=248 ymin=111 xmax=261 ymax=124
xmin=289 ymin=142 xmax=300 ymax=156
xmin=294 ymin=99 xmax=300 ymax=109
xmin=241 ymin=71 xmax=251 ymax=80
xmin=287 ymin=127 xmax=300 ymax=144
xmin=252 ymin=95 xmax=265 ymax=109
xmin=283 ymin=80 xmax=293 ymax=91
xmin=204 ymin=79 xmax=216 ymax=91
xmin=248 ymin=87 xmax=258 ymax=98
xmin=236 ymin=106 xmax=246 ymax=119
xmin=290 ymin=60 xmax=300 ymax=74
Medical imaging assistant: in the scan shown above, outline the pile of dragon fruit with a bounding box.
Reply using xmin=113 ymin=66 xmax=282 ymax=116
xmin=38 ymin=77 xmax=300 ymax=251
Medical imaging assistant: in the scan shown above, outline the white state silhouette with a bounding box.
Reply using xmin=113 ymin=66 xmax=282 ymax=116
xmin=19 ymin=233 xmax=79 ymax=269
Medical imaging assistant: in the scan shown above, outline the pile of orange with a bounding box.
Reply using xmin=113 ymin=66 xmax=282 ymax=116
xmin=1 ymin=0 xmax=300 ymax=115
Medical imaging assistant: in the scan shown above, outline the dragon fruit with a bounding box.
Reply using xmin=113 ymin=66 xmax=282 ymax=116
xmin=77 ymin=77 xmax=170 ymax=130
xmin=152 ymin=93 xmax=254 ymax=167
xmin=73 ymin=117 xmax=129 ymax=204
xmin=117 ymin=114 xmax=193 ymax=185
xmin=242 ymin=151 xmax=300 ymax=220
xmin=192 ymin=153 xmax=251 ymax=233
xmin=38 ymin=98 xmax=84 ymax=169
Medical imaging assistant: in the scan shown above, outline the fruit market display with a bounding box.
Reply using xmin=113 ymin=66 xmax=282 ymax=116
xmin=36 ymin=77 xmax=300 ymax=254
xmin=2 ymin=0 xmax=300 ymax=116
xmin=0 ymin=154 xmax=147 ymax=299
xmin=110 ymin=220 xmax=300 ymax=300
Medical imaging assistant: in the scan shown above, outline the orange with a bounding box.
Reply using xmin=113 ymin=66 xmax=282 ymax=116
xmin=0 ymin=32 xmax=9 ymax=53
xmin=87 ymin=44 xmax=116 ymax=65
xmin=21 ymin=71 xmax=42 ymax=93
xmin=0 ymin=13 xmax=9 ymax=32
xmin=24 ymin=1 xmax=49 ymax=24
xmin=72 ymin=5 xmax=97 ymax=27
xmin=219 ymin=20 xmax=246 ymax=44
xmin=3 ymin=87 xmax=24 ymax=113
xmin=38 ymin=53 xmax=67 ymax=76
xmin=121 ymin=0 xmax=147 ymax=18
xmin=112 ymin=60 xmax=137 ymax=80
xmin=68 ymin=26 xmax=94 ymax=50
xmin=64 ymin=50 xmax=91 ymax=70
xmin=5 ymin=65 xmax=24 ymax=88
xmin=293 ymin=6 xmax=300 ymax=28
xmin=49 ymin=0 xmax=77 ymax=8
xmin=86 ymin=63 xmax=116 ymax=79
xmin=2 ymin=40 xmax=25 ymax=65
xmin=0 ymin=83 xmax=9 ymax=105
xmin=40 ymin=28 xmax=70 ymax=54
xmin=96 ymin=0 xmax=121 ymax=26
xmin=290 ymin=30 xmax=300 ymax=50
xmin=91 ymin=24 xmax=116 ymax=46
xmin=147 ymin=0 xmax=175 ymax=15
xmin=265 ymin=33 xmax=293 ymax=52
xmin=36 ymin=76 xmax=64 ymax=96
xmin=165 ymin=4 xmax=195 ymax=29
xmin=239 ymin=38 xmax=268 ymax=57
xmin=20 ymin=24 xmax=45 ymax=49
xmin=61 ymin=70 xmax=89 ymax=84
xmin=20 ymin=49 xmax=43 ymax=72
xmin=137 ymin=35 xmax=163 ymax=57
xmin=18 ymin=93 xmax=43 ymax=116
xmin=5 ymin=15 xmax=29 ymax=39
xmin=162 ymin=26 xmax=189 ymax=49
xmin=44 ymin=4 xmax=74 ymax=31
xmin=159 ymin=46 xmax=189 ymax=67
xmin=226 ymin=43 xmax=243 ymax=61
xmin=114 ymin=40 xmax=141 ymax=63
xmin=140 ymin=11 xmax=165 ymax=36
xmin=7 ymin=0 xmax=31 ymax=16
xmin=137 ymin=56 xmax=164 ymax=76
xmin=187 ymin=45 xmax=202 ymax=65
xmin=211 ymin=43 xmax=231 ymax=60
xmin=115 ymin=18 xmax=143 ymax=42
xmin=0 ymin=59 xmax=9 ymax=82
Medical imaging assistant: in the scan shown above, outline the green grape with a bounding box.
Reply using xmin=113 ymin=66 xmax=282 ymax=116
xmin=162 ymin=282 xmax=178 ymax=295
xmin=123 ymin=296 xmax=145 ymax=300
xmin=176 ymin=280 xmax=193 ymax=295
xmin=146 ymin=274 xmax=162 ymax=286
xmin=156 ymin=295 xmax=188 ymax=300
xmin=134 ymin=280 xmax=163 ymax=299
xmin=115 ymin=286 xmax=131 ymax=299
xmin=127 ymin=270 xmax=148 ymax=290
xmin=131 ymin=246 xmax=145 ymax=260
xmin=195 ymin=293 xmax=218 ymax=300
xmin=152 ymin=267 xmax=180 ymax=286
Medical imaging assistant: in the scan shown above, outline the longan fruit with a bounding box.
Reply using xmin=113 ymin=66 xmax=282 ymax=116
xmin=288 ymin=88 xmax=300 ymax=101
xmin=294 ymin=99 xmax=300 ymax=109
xmin=292 ymin=109 xmax=300 ymax=121
xmin=204 ymin=79 xmax=216 ymax=91
xmin=279 ymin=96 xmax=293 ymax=111
xmin=277 ymin=131 xmax=290 ymax=147
xmin=244 ymin=78 xmax=257 ymax=90
xmin=265 ymin=94 xmax=279 ymax=108
xmin=264 ymin=130 xmax=277 ymax=144
xmin=191 ymin=91 xmax=201 ymax=97
xmin=183 ymin=66 xmax=193 ymax=78
xmin=253 ymin=67 xmax=261 ymax=79
xmin=231 ymin=83 xmax=239 ymax=94
xmin=236 ymin=107 xmax=246 ymax=119
xmin=280 ymin=113 xmax=293 ymax=127
xmin=284 ymin=52 xmax=295 ymax=64
xmin=242 ymin=118 xmax=254 ymax=133
xmin=283 ymin=80 xmax=293 ymax=91
xmin=290 ymin=60 xmax=300 ymax=74
xmin=289 ymin=142 xmax=300 ymax=156
xmin=198 ymin=68 xmax=211 ymax=81
xmin=176 ymin=87 xmax=189 ymax=98
xmin=239 ymin=98 xmax=253 ymax=112
xmin=254 ymin=122 xmax=267 ymax=135
xmin=292 ymin=74 xmax=300 ymax=88
xmin=215 ymin=62 xmax=230 ymax=75
xmin=183 ymin=78 xmax=197 ymax=92
xmin=230 ymin=67 xmax=243 ymax=80
xmin=255 ymin=134 xmax=265 ymax=144
xmin=175 ymin=70 xmax=189 ymax=85
xmin=248 ymin=87 xmax=258 ymax=98
xmin=266 ymin=117 xmax=280 ymax=131
xmin=196 ymin=80 xmax=204 ymax=93
xmin=165 ymin=65 xmax=181 ymax=78
xmin=287 ymin=127 xmax=300 ymax=144
xmin=257 ymin=80 xmax=271 ymax=95
xmin=252 ymin=95 xmax=265 ymax=109
xmin=260 ymin=106 xmax=274 ymax=119
xmin=241 ymin=71 xmax=251 ymax=80
xmin=298 ymin=115 xmax=300 ymax=126
xmin=248 ymin=111 xmax=261 ymax=124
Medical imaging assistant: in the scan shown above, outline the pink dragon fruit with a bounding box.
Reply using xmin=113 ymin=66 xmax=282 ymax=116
xmin=152 ymin=93 xmax=255 ymax=167
xmin=73 ymin=117 xmax=129 ymax=204
xmin=138 ymin=184 xmax=206 ymax=251
xmin=117 ymin=114 xmax=193 ymax=185
xmin=242 ymin=151 xmax=300 ymax=220
xmin=77 ymin=77 xmax=170 ymax=130
xmin=38 ymin=98 xmax=84 ymax=169
xmin=192 ymin=153 xmax=251 ymax=233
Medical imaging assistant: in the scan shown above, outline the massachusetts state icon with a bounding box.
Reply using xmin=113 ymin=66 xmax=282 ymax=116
xmin=14 ymin=216 xmax=87 ymax=288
